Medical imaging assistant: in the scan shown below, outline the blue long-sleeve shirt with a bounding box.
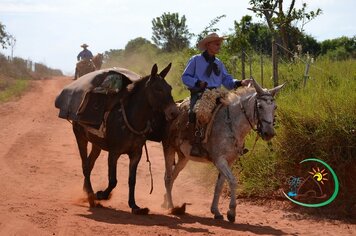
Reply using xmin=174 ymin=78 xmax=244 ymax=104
xmin=77 ymin=49 xmax=93 ymax=61
xmin=181 ymin=54 xmax=240 ymax=90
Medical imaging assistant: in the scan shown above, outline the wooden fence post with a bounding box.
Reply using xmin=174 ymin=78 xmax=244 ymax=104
xmin=303 ymin=52 xmax=311 ymax=87
xmin=260 ymin=52 xmax=264 ymax=87
xmin=241 ymin=49 xmax=246 ymax=80
xmin=272 ymin=39 xmax=279 ymax=87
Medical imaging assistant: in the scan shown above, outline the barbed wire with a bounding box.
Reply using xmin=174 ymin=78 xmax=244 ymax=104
xmin=275 ymin=42 xmax=333 ymax=77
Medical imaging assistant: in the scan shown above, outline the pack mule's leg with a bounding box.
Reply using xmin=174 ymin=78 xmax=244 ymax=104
xmin=128 ymin=149 xmax=149 ymax=215
xmin=96 ymin=151 xmax=118 ymax=200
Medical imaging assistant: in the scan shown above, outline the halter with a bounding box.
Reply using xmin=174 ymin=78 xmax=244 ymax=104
xmin=239 ymin=93 xmax=275 ymax=136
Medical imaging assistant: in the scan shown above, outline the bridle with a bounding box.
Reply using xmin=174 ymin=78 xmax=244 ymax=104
xmin=239 ymin=92 xmax=275 ymax=136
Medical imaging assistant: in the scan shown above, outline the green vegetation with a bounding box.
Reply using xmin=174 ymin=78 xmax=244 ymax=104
xmin=0 ymin=78 xmax=29 ymax=102
xmin=237 ymin=57 xmax=356 ymax=214
xmin=0 ymin=52 xmax=63 ymax=103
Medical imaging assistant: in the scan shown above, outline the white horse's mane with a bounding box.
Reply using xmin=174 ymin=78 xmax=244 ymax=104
xmin=222 ymin=87 xmax=257 ymax=105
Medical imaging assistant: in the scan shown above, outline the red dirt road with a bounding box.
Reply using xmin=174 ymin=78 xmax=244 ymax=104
xmin=0 ymin=77 xmax=354 ymax=235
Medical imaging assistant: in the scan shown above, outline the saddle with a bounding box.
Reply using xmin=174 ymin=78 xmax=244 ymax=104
xmin=172 ymin=97 xmax=224 ymax=145
xmin=55 ymin=67 xmax=141 ymax=127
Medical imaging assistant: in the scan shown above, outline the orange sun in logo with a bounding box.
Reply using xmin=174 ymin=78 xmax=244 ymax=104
xmin=309 ymin=167 xmax=328 ymax=185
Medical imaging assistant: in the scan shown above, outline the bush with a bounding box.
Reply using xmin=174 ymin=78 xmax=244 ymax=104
xmin=235 ymin=58 xmax=356 ymax=215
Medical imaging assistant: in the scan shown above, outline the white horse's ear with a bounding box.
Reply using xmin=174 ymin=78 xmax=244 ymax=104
xmin=252 ymin=78 xmax=265 ymax=94
xmin=269 ymin=83 xmax=286 ymax=97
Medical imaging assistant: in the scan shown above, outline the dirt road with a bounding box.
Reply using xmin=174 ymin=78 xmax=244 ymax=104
xmin=0 ymin=77 xmax=354 ymax=235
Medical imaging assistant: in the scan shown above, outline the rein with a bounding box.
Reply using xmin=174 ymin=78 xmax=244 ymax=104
xmin=120 ymin=100 xmax=151 ymax=136
xmin=239 ymin=100 xmax=258 ymax=133
xmin=236 ymin=93 xmax=274 ymax=156
xmin=144 ymin=142 xmax=154 ymax=194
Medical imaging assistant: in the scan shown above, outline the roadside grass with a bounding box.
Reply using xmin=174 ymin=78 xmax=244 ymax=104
xmin=232 ymin=58 xmax=356 ymax=215
xmin=0 ymin=79 xmax=30 ymax=103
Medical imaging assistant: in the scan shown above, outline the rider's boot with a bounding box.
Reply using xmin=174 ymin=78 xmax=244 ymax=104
xmin=190 ymin=127 xmax=208 ymax=157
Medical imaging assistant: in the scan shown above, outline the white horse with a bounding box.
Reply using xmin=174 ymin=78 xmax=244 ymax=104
xmin=161 ymin=79 xmax=284 ymax=222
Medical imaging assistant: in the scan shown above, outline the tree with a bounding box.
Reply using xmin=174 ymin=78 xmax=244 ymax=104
xmin=8 ymin=35 xmax=16 ymax=59
xmin=321 ymin=36 xmax=356 ymax=60
xmin=0 ymin=22 xmax=11 ymax=49
xmin=194 ymin=15 xmax=226 ymax=45
xmin=227 ymin=15 xmax=273 ymax=79
xmin=248 ymin=0 xmax=322 ymax=52
xmin=248 ymin=0 xmax=321 ymax=86
xmin=125 ymin=37 xmax=157 ymax=53
xmin=152 ymin=12 xmax=191 ymax=52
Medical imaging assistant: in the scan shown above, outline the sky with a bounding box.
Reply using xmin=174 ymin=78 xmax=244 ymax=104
xmin=0 ymin=0 xmax=355 ymax=75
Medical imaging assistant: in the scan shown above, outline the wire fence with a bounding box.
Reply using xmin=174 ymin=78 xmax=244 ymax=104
xmin=237 ymin=42 xmax=333 ymax=88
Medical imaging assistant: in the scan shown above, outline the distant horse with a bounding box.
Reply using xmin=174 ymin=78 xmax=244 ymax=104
xmin=92 ymin=53 xmax=103 ymax=70
xmin=72 ymin=63 xmax=178 ymax=214
xmin=161 ymin=79 xmax=284 ymax=222
xmin=74 ymin=53 xmax=103 ymax=79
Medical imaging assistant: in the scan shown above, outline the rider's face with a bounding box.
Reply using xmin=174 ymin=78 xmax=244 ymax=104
xmin=206 ymin=40 xmax=222 ymax=56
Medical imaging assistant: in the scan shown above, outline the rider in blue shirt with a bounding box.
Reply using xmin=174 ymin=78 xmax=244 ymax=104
xmin=182 ymin=33 xmax=251 ymax=157
xmin=77 ymin=43 xmax=93 ymax=61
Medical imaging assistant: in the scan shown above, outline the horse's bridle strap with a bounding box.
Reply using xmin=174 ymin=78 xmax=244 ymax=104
xmin=240 ymin=101 xmax=258 ymax=132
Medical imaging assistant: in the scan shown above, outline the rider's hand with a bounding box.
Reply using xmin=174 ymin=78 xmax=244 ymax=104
xmin=195 ymin=80 xmax=208 ymax=89
xmin=241 ymin=79 xmax=253 ymax=86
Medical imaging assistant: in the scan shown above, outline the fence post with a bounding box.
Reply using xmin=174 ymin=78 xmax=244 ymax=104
xmin=260 ymin=52 xmax=264 ymax=87
xmin=249 ymin=53 xmax=252 ymax=79
xmin=303 ymin=52 xmax=311 ymax=88
xmin=241 ymin=49 xmax=246 ymax=80
xmin=272 ymin=39 xmax=278 ymax=86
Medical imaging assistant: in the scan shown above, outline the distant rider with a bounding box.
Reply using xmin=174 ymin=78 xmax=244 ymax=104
xmin=77 ymin=43 xmax=93 ymax=61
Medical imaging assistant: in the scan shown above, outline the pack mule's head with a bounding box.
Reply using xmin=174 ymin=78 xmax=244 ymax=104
xmin=145 ymin=63 xmax=179 ymax=121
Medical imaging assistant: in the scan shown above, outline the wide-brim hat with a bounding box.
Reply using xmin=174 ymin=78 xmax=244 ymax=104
xmin=197 ymin=33 xmax=226 ymax=51
xmin=81 ymin=43 xmax=89 ymax=48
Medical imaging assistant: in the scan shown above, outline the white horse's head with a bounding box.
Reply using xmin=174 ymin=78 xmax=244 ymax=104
xmin=252 ymin=78 xmax=285 ymax=141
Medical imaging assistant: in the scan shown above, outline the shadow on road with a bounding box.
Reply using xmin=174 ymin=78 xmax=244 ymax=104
xmin=78 ymin=206 xmax=287 ymax=235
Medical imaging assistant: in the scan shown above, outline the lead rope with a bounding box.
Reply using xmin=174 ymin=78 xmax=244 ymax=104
xmin=246 ymin=134 xmax=260 ymax=158
xmin=144 ymin=142 xmax=154 ymax=194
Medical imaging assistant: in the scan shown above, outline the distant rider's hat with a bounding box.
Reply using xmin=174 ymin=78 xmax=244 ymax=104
xmin=80 ymin=43 xmax=89 ymax=48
